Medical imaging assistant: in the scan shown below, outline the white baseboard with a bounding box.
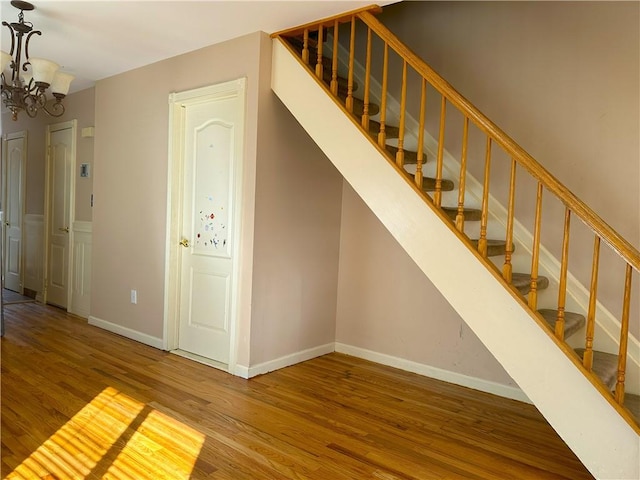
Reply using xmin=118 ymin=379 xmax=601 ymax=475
xmin=233 ymin=364 xmax=250 ymax=379
xmin=246 ymin=343 xmax=335 ymax=378
xmin=243 ymin=338 xmax=530 ymax=403
xmin=335 ymin=342 xmax=532 ymax=404
xmin=88 ymin=315 xmax=164 ymax=350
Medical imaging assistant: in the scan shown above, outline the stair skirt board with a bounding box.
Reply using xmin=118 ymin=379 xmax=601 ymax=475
xmin=272 ymin=38 xmax=639 ymax=480
xmin=323 ymin=30 xmax=640 ymax=396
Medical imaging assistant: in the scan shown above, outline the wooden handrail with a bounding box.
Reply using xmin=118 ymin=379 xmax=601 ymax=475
xmin=356 ymin=10 xmax=640 ymax=271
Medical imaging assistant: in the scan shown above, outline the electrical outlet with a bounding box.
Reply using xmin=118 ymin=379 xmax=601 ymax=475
xmin=130 ymin=289 xmax=137 ymax=304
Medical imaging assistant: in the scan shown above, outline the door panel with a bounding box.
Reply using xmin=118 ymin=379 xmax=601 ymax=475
xmin=178 ymin=91 xmax=242 ymax=364
xmin=46 ymin=125 xmax=73 ymax=308
xmin=3 ymin=134 xmax=26 ymax=293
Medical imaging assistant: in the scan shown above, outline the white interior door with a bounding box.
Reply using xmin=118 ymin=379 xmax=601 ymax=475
xmin=45 ymin=121 xmax=76 ymax=309
xmin=174 ymin=80 xmax=246 ymax=365
xmin=2 ymin=132 xmax=26 ymax=293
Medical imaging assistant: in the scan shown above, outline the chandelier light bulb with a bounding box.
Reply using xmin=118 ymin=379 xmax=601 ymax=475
xmin=51 ymin=71 xmax=74 ymax=96
xmin=1 ymin=51 xmax=11 ymax=72
xmin=29 ymin=57 xmax=59 ymax=86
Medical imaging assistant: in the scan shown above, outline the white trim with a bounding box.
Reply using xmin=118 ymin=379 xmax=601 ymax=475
xmin=246 ymin=343 xmax=335 ymax=378
xmin=164 ymin=78 xmax=248 ymax=373
xmin=232 ymin=364 xmax=250 ymax=379
xmin=72 ymin=221 xmax=92 ymax=234
xmin=23 ymin=214 xmax=44 ymax=298
xmin=69 ymin=221 xmax=92 ymax=318
xmin=335 ymin=343 xmax=531 ymax=404
xmin=88 ymin=315 xmax=164 ymax=350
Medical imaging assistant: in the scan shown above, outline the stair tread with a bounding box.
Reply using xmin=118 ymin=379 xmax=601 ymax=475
xmin=442 ymin=206 xmax=482 ymax=222
xmin=386 ymin=144 xmax=423 ymax=164
xmin=574 ymin=348 xmax=618 ymax=390
xmin=401 ymin=171 xmax=454 ymax=192
xmin=469 ymin=239 xmax=510 ymax=257
xmin=337 ymin=93 xmax=380 ymax=116
xmin=366 ymin=121 xmax=399 ymax=139
xmin=511 ymin=272 xmax=550 ymax=295
xmin=538 ymin=309 xmax=585 ymax=339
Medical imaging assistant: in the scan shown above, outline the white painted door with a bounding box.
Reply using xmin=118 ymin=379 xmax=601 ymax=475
xmin=176 ymin=81 xmax=245 ymax=364
xmin=2 ymin=132 xmax=26 ymax=293
xmin=45 ymin=121 xmax=76 ymax=309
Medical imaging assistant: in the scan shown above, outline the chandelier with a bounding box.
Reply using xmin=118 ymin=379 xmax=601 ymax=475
xmin=1 ymin=1 xmax=74 ymax=121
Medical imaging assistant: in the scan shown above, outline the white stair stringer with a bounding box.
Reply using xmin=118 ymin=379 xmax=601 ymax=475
xmin=325 ymin=33 xmax=640 ymax=392
xmin=272 ymin=38 xmax=639 ymax=480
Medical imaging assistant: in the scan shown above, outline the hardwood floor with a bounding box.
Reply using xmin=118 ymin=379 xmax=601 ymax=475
xmin=1 ymin=302 xmax=593 ymax=479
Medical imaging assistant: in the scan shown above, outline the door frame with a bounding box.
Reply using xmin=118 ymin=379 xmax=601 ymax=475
xmin=164 ymin=79 xmax=247 ymax=374
xmin=1 ymin=131 xmax=27 ymax=294
xmin=43 ymin=119 xmax=77 ymax=308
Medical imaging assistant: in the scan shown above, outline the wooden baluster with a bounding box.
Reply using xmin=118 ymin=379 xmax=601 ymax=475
xmin=415 ymin=78 xmax=426 ymax=190
xmin=361 ymin=27 xmax=372 ymax=131
xmin=583 ymin=235 xmax=601 ymax=371
xmin=330 ymin=21 xmax=339 ymax=95
xmin=455 ymin=117 xmax=469 ymax=232
xmin=377 ymin=43 xmax=388 ymax=148
xmin=502 ymin=158 xmax=516 ymax=283
xmin=346 ymin=16 xmax=356 ymax=113
xmin=528 ymin=182 xmax=543 ymax=310
xmin=477 ymin=137 xmax=492 ymax=257
xmin=302 ymin=29 xmax=310 ymax=65
xmin=434 ymin=97 xmax=447 ymax=207
xmin=315 ymin=25 xmax=324 ymax=79
xmin=615 ymin=264 xmax=633 ymax=404
xmin=396 ymin=61 xmax=407 ymax=168
xmin=555 ymin=208 xmax=571 ymax=340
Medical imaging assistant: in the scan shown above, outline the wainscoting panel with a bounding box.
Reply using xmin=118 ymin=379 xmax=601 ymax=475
xmin=70 ymin=221 xmax=92 ymax=318
xmin=23 ymin=214 xmax=44 ymax=297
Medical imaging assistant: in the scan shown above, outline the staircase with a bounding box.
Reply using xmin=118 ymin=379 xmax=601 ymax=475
xmin=271 ymin=6 xmax=640 ymax=479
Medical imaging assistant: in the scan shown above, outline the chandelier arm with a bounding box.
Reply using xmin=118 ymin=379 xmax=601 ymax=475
xmin=22 ymin=89 xmax=38 ymax=117
xmin=2 ymin=22 xmax=16 ymax=56
xmin=42 ymin=100 xmax=65 ymax=118
xmin=23 ymin=30 xmax=41 ymax=64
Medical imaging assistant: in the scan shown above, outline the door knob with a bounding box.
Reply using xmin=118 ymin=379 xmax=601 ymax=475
xmin=179 ymin=239 xmax=190 ymax=247
xmin=58 ymin=227 xmax=69 ymax=233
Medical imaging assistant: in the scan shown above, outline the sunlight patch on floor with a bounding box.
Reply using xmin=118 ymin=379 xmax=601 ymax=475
xmin=5 ymin=387 xmax=205 ymax=480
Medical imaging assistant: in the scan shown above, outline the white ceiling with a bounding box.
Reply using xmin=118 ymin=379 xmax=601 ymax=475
xmin=1 ymin=0 xmax=398 ymax=93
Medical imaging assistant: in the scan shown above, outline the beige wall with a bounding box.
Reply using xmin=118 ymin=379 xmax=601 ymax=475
xmin=1 ymin=87 xmax=95 ymax=219
xmin=64 ymin=88 xmax=96 ymax=222
xmin=336 ymin=184 xmax=517 ymax=385
xmin=92 ymin=32 xmax=342 ymax=367
xmin=336 ymin=1 xmax=639 ymax=385
xmin=250 ymin=36 xmax=343 ymax=365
